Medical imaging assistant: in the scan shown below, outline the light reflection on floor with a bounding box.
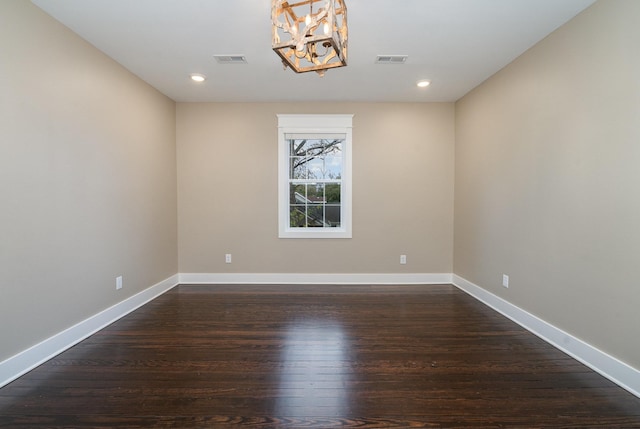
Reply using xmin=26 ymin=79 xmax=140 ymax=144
xmin=273 ymin=320 xmax=350 ymax=417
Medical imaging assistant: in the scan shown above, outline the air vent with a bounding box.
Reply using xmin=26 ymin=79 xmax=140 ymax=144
xmin=213 ymin=55 xmax=248 ymax=64
xmin=375 ymin=55 xmax=408 ymax=64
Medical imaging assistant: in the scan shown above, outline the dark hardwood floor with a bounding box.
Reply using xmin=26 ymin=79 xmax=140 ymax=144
xmin=1 ymin=284 xmax=639 ymax=428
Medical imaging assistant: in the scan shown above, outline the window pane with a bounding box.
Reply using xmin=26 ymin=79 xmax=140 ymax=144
xmin=326 ymin=204 xmax=341 ymax=227
xmin=289 ymin=184 xmax=305 ymax=204
xmin=306 ymin=183 xmax=324 ymax=202
xmin=307 ymin=205 xmax=325 ymax=227
xmin=306 ymin=158 xmax=325 ymax=179
xmin=323 ymin=156 xmax=342 ymax=179
xmin=325 ymin=183 xmax=340 ymax=203
xmin=290 ymin=206 xmax=306 ymax=227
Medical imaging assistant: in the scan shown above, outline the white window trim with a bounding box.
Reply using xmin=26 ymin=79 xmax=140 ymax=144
xmin=278 ymin=114 xmax=353 ymax=239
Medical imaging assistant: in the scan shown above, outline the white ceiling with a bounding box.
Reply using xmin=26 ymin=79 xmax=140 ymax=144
xmin=31 ymin=0 xmax=595 ymax=103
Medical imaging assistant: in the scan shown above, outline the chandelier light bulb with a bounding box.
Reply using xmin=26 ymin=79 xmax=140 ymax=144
xmin=305 ymin=13 xmax=311 ymax=26
xmin=190 ymin=73 xmax=206 ymax=82
xmin=323 ymin=22 xmax=330 ymax=35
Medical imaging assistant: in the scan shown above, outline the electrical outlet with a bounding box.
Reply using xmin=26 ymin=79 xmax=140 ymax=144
xmin=502 ymin=274 xmax=509 ymax=288
xmin=225 ymin=254 xmax=232 ymax=264
xmin=400 ymin=254 xmax=407 ymax=265
xmin=116 ymin=276 xmax=123 ymax=290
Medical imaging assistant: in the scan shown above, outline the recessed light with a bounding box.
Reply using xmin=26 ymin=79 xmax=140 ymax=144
xmin=190 ymin=73 xmax=206 ymax=82
xmin=417 ymin=80 xmax=431 ymax=88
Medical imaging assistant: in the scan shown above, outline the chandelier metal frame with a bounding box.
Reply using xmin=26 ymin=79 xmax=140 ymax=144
xmin=272 ymin=0 xmax=348 ymax=76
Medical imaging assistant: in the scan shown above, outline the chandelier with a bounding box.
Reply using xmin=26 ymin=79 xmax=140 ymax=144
xmin=272 ymin=0 xmax=348 ymax=76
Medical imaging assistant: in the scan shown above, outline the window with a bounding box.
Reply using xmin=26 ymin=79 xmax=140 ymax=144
xmin=278 ymin=114 xmax=353 ymax=238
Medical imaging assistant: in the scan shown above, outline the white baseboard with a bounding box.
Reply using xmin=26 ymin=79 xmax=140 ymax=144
xmin=452 ymin=274 xmax=640 ymax=399
xmin=0 ymin=274 xmax=179 ymax=389
xmin=178 ymin=272 xmax=453 ymax=285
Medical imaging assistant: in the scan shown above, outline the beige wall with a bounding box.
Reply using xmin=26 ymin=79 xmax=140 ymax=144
xmin=177 ymin=103 xmax=454 ymax=274
xmin=0 ymin=1 xmax=177 ymax=361
xmin=455 ymin=0 xmax=640 ymax=368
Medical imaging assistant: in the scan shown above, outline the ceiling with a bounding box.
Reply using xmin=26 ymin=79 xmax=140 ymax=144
xmin=31 ymin=0 xmax=595 ymax=103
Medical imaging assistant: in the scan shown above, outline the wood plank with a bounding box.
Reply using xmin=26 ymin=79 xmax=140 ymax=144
xmin=0 ymin=284 xmax=639 ymax=428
